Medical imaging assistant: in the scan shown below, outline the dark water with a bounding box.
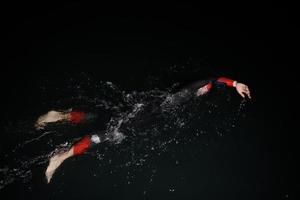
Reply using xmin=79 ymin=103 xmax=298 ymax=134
xmin=0 ymin=3 xmax=294 ymax=200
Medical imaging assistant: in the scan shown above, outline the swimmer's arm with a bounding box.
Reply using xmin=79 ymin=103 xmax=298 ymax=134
xmin=196 ymin=77 xmax=251 ymax=98
xmin=215 ymin=77 xmax=251 ymax=98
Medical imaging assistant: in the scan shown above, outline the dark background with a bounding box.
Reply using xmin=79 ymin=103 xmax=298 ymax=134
xmin=0 ymin=2 xmax=296 ymax=200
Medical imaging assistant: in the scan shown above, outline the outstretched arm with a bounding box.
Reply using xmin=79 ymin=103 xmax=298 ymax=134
xmin=196 ymin=77 xmax=251 ymax=98
xmin=216 ymin=77 xmax=251 ymax=98
xmin=45 ymin=134 xmax=101 ymax=183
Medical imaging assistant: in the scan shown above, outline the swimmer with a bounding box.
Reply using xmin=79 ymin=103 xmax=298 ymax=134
xmin=36 ymin=77 xmax=250 ymax=129
xmin=44 ymin=77 xmax=251 ymax=183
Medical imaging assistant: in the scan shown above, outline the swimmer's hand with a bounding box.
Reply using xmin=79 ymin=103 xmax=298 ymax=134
xmin=235 ymin=82 xmax=251 ymax=99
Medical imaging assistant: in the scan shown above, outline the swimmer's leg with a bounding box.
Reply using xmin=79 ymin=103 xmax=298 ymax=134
xmin=35 ymin=110 xmax=89 ymax=130
xmin=45 ymin=134 xmax=102 ymax=183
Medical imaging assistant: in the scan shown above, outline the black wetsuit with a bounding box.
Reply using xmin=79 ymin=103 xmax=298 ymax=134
xmin=73 ymin=77 xmax=236 ymax=154
xmin=161 ymin=77 xmax=233 ymax=108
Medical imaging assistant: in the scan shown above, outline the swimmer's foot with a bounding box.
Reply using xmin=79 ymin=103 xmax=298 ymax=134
xmin=45 ymin=149 xmax=73 ymax=183
xmin=36 ymin=111 xmax=68 ymax=130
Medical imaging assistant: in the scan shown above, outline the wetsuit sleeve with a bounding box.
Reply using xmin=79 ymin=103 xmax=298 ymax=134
xmin=185 ymin=79 xmax=212 ymax=92
xmin=215 ymin=77 xmax=237 ymax=87
xmin=164 ymin=77 xmax=237 ymax=105
xmin=188 ymin=77 xmax=237 ymax=96
xmin=189 ymin=77 xmax=237 ymax=90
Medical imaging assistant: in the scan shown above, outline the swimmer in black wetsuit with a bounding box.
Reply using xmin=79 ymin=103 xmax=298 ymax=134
xmin=43 ymin=77 xmax=251 ymax=183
